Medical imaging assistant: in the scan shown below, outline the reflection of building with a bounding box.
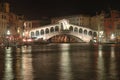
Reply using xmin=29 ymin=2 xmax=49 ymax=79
xmin=0 ymin=2 xmax=24 ymax=42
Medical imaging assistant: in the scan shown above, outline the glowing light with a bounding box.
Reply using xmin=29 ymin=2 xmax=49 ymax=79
xmin=7 ymin=30 xmax=10 ymax=35
xmin=110 ymin=33 xmax=115 ymax=40
xmin=60 ymin=44 xmax=72 ymax=80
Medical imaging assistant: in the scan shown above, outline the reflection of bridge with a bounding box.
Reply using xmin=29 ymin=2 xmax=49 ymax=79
xmin=29 ymin=19 xmax=98 ymax=42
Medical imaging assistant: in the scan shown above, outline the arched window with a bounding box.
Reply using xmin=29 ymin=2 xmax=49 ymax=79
xmin=84 ymin=30 xmax=87 ymax=35
xmin=41 ymin=29 xmax=44 ymax=35
xmin=46 ymin=28 xmax=49 ymax=34
xmin=31 ymin=32 xmax=34 ymax=37
xmin=74 ymin=27 xmax=78 ymax=32
xmin=93 ymin=32 xmax=97 ymax=37
xmin=69 ymin=26 xmax=73 ymax=31
xmin=36 ymin=31 xmax=39 ymax=36
xmin=55 ymin=26 xmax=59 ymax=31
xmin=88 ymin=31 xmax=92 ymax=36
xmin=50 ymin=27 xmax=54 ymax=32
xmin=79 ymin=28 xmax=83 ymax=33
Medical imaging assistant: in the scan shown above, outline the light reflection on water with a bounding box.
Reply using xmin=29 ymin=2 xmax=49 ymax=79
xmin=4 ymin=47 xmax=14 ymax=80
xmin=97 ymin=45 xmax=118 ymax=80
xmin=21 ymin=45 xmax=32 ymax=53
xmin=22 ymin=52 xmax=33 ymax=80
xmin=60 ymin=44 xmax=72 ymax=80
xmin=0 ymin=44 xmax=120 ymax=80
xmin=97 ymin=46 xmax=104 ymax=80
xmin=109 ymin=46 xmax=117 ymax=80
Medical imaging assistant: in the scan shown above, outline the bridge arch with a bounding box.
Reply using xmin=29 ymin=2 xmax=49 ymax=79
xmin=50 ymin=27 xmax=54 ymax=32
xmin=88 ymin=31 xmax=92 ymax=36
xmin=31 ymin=32 xmax=34 ymax=37
xmin=46 ymin=28 xmax=49 ymax=34
xmin=74 ymin=27 xmax=78 ymax=32
xmin=36 ymin=30 xmax=39 ymax=36
xmin=41 ymin=29 xmax=44 ymax=35
xmin=84 ymin=29 xmax=87 ymax=35
xmin=69 ymin=26 xmax=73 ymax=31
xmin=79 ymin=28 xmax=83 ymax=33
xmin=29 ymin=19 xmax=98 ymax=42
xmin=55 ymin=26 xmax=59 ymax=32
xmin=93 ymin=32 xmax=97 ymax=37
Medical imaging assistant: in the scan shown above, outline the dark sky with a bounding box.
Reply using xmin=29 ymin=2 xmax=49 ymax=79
xmin=2 ymin=0 xmax=120 ymax=19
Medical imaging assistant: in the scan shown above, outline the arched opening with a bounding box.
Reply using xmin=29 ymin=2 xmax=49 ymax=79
xmin=50 ymin=27 xmax=54 ymax=32
xmin=48 ymin=34 xmax=84 ymax=43
xmin=31 ymin=32 xmax=34 ymax=37
xmin=41 ymin=29 xmax=44 ymax=35
xmin=88 ymin=31 xmax=92 ymax=36
xmin=79 ymin=28 xmax=83 ymax=33
xmin=46 ymin=28 xmax=49 ymax=34
xmin=84 ymin=30 xmax=87 ymax=35
xmin=69 ymin=26 xmax=73 ymax=31
xmin=93 ymin=32 xmax=97 ymax=37
xmin=36 ymin=31 xmax=39 ymax=36
xmin=74 ymin=27 xmax=78 ymax=32
xmin=55 ymin=26 xmax=59 ymax=32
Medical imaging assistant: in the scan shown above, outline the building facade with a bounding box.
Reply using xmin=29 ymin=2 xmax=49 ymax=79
xmin=0 ymin=2 xmax=24 ymax=43
xmin=104 ymin=10 xmax=120 ymax=42
xmin=51 ymin=13 xmax=105 ymax=42
xmin=51 ymin=13 xmax=105 ymax=31
xmin=51 ymin=15 xmax=91 ymax=28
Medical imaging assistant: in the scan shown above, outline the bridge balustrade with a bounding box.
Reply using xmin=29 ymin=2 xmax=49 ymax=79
xmin=29 ymin=19 xmax=97 ymax=42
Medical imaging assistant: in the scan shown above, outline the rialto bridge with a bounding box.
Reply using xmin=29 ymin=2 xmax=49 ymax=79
xmin=28 ymin=19 xmax=98 ymax=42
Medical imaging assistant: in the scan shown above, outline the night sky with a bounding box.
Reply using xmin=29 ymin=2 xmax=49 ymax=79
xmin=2 ymin=0 xmax=120 ymax=19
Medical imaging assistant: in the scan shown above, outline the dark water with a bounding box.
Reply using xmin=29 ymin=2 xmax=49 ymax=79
xmin=0 ymin=43 xmax=120 ymax=80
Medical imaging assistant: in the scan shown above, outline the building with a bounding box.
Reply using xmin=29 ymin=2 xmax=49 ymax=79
xmin=51 ymin=13 xmax=105 ymax=30
xmin=104 ymin=10 xmax=120 ymax=42
xmin=51 ymin=12 xmax=105 ymax=42
xmin=51 ymin=15 xmax=91 ymax=28
xmin=0 ymin=2 xmax=24 ymax=43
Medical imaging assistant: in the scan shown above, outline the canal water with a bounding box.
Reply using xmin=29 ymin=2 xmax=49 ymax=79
xmin=0 ymin=43 xmax=120 ymax=80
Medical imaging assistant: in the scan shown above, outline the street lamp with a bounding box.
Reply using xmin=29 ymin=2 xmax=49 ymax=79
xmin=7 ymin=30 xmax=11 ymax=35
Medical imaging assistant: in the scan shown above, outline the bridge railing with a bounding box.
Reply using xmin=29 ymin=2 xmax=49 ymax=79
xmin=40 ymin=30 xmax=93 ymax=42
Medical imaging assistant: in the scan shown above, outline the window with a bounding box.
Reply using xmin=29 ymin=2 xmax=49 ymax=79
xmin=41 ymin=29 xmax=44 ymax=35
xmin=46 ymin=28 xmax=49 ymax=34
xmin=31 ymin=32 xmax=34 ymax=37
xmin=36 ymin=31 xmax=39 ymax=36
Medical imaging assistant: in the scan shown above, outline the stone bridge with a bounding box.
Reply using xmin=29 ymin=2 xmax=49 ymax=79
xmin=28 ymin=19 xmax=97 ymax=42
